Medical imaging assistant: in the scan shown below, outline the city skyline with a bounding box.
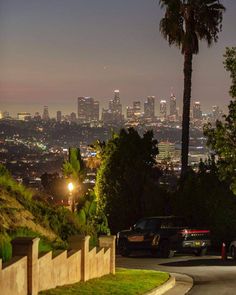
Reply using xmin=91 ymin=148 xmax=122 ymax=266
xmin=1 ymin=0 xmax=235 ymax=115
xmin=1 ymin=90 xmax=219 ymax=120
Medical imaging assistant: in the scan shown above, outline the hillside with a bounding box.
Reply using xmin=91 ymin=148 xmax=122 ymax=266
xmin=0 ymin=187 xmax=58 ymax=241
xmin=0 ymin=165 xmax=82 ymax=261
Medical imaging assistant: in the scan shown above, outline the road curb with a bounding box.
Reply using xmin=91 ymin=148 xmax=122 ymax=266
xmin=165 ymin=273 xmax=193 ymax=295
xmin=144 ymin=275 xmax=176 ymax=295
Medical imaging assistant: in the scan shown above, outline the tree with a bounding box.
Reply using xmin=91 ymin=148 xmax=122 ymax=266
xmin=223 ymin=47 xmax=236 ymax=98
xmin=159 ymin=0 xmax=225 ymax=176
xmin=62 ymin=147 xmax=85 ymax=182
xmin=85 ymin=156 xmax=101 ymax=171
xmin=76 ymin=190 xmax=110 ymax=245
xmin=95 ymin=128 xmax=161 ymax=233
xmin=204 ymin=47 xmax=236 ymax=194
xmin=172 ymin=161 xmax=236 ymax=246
xmin=62 ymin=147 xmax=86 ymax=211
xmin=41 ymin=172 xmax=67 ymax=202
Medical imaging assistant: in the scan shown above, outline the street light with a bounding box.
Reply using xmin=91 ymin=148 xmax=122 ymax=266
xmin=68 ymin=182 xmax=74 ymax=193
xmin=68 ymin=182 xmax=75 ymax=212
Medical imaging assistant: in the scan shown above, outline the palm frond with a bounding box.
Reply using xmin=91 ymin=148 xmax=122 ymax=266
xmin=159 ymin=0 xmax=225 ymax=54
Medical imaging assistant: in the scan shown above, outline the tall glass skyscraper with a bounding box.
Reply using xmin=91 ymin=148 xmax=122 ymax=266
xmin=77 ymin=97 xmax=99 ymax=123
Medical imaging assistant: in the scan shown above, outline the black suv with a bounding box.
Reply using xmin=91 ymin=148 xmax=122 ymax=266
xmin=117 ymin=216 xmax=211 ymax=258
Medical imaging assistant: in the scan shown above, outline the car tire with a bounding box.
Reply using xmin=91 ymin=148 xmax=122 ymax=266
xmin=159 ymin=240 xmax=174 ymax=258
xmin=231 ymin=246 xmax=236 ymax=260
xmin=151 ymin=248 xmax=158 ymax=257
xmin=118 ymin=240 xmax=131 ymax=257
xmin=195 ymin=247 xmax=207 ymax=256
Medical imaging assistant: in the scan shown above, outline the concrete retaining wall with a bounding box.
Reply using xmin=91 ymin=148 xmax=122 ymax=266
xmin=38 ymin=249 xmax=82 ymax=292
xmin=0 ymin=235 xmax=115 ymax=295
xmin=0 ymin=257 xmax=28 ymax=295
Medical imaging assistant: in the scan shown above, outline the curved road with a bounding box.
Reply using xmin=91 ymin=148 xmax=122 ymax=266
xmin=117 ymin=254 xmax=236 ymax=294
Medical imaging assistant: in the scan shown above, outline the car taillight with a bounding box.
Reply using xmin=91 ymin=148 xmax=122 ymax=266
xmin=178 ymin=229 xmax=210 ymax=236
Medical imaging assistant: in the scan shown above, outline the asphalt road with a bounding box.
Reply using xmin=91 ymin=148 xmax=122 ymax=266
xmin=117 ymin=253 xmax=236 ymax=295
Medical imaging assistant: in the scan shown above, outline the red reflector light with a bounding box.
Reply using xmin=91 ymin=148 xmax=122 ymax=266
xmin=179 ymin=230 xmax=210 ymax=235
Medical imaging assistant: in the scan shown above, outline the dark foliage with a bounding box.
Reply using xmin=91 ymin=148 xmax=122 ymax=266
xmin=204 ymin=47 xmax=236 ymax=194
xmin=95 ymin=128 xmax=164 ymax=233
xmin=171 ymin=161 xmax=236 ymax=246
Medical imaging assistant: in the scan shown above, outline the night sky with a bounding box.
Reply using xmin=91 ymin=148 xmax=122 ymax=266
xmin=0 ymin=0 xmax=235 ymax=116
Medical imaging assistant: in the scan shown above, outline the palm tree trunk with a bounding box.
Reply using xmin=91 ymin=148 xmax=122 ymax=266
xmin=181 ymin=50 xmax=193 ymax=177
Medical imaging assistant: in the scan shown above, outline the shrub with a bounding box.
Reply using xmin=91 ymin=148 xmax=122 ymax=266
xmin=0 ymin=232 xmax=12 ymax=262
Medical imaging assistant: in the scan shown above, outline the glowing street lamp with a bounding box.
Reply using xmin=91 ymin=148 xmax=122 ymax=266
xmin=68 ymin=182 xmax=74 ymax=193
xmin=68 ymin=182 xmax=75 ymax=212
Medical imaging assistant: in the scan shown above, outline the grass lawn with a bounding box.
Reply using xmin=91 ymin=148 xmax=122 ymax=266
xmin=39 ymin=268 xmax=169 ymax=295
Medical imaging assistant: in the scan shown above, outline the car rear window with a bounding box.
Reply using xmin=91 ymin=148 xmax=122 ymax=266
xmin=145 ymin=219 xmax=161 ymax=231
xmin=160 ymin=217 xmax=187 ymax=228
xmin=134 ymin=217 xmax=187 ymax=231
xmin=134 ymin=219 xmax=147 ymax=230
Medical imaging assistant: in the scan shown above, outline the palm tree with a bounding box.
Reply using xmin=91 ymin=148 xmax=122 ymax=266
xmin=159 ymin=0 xmax=225 ymax=176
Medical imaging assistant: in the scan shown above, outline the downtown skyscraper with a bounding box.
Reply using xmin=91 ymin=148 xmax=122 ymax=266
xmin=77 ymin=97 xmax=100 ymax=123
xmin=102 ymin=90 xmax=124 ymax=125
xmin=126 ymin=101 xmax=141 ymax=120
xmin=144 ymin=96 xmax=155 ymax=119
xmin=109 ymin=90 xmax=122 ymax=116
xmin=193 ymin=101 xmax=202 ymax=120
xmin=42 ymin=106 xmax=50 ymax=121
xmin=160 ymin=100 xmax=167 ymax=120
xmin=170 ymin=94 xmax=177 ymax=117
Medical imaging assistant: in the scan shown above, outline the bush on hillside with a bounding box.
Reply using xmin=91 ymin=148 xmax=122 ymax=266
xmin=0 ymin=231 xmax=11 ymax=262
xmin=0 ymin=227 xmax=68 ymax=263
xmin=0 ymin=165 xmax=82 ymax=242
xmin=76 ymin=191 xmax=110 ymax=246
